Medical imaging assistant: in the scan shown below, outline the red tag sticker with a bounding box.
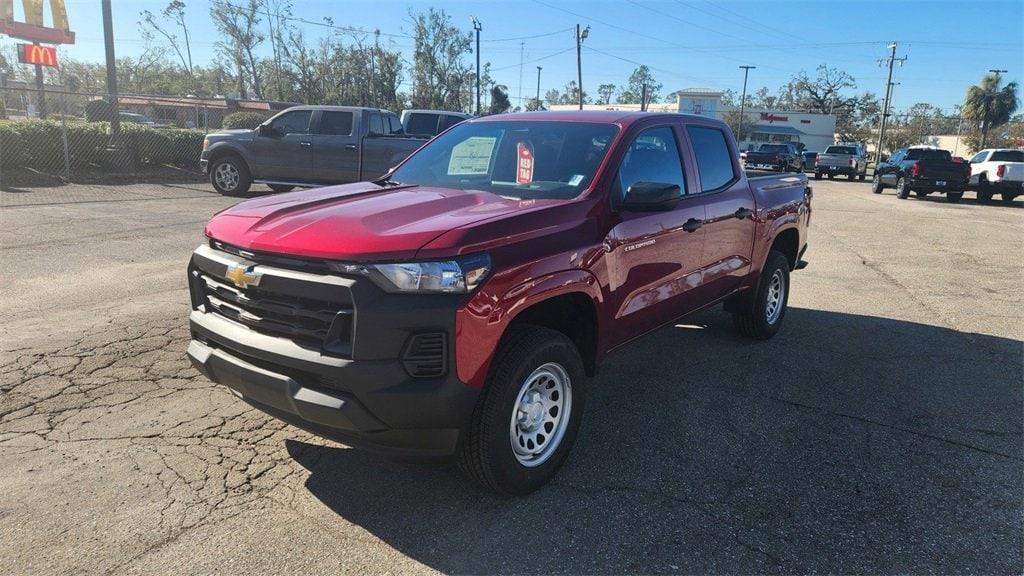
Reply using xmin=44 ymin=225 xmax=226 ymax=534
xmin=516 ymin=142 xmax=534 ymax=184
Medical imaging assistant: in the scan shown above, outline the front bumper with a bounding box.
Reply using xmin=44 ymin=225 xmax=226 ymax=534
xmin=187 ymin=245 xmax=481 ymax=456
xmin=199 ymin=152 xmax=210 ymax=174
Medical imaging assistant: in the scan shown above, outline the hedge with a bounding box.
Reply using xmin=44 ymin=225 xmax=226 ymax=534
xmin=0 ymin=119 xmax=205 ymax=172
xmin=223 ymin=110 xmax=271 ymax=130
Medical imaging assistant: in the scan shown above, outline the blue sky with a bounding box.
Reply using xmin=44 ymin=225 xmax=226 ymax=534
xmin=20 ymin=0 xmax=1024 ymax=111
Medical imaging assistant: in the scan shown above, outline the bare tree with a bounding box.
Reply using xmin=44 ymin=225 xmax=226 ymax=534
xmin=410 ymin=8 xmax=472 ymax=111
xmin=139 ymin=1 xmax=194 ymax=89
xmin=211 ymin=0 xmax=266 ymax=100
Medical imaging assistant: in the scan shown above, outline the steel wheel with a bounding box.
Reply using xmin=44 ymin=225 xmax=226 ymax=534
xmin=509 ymin=362 xmax=572 ymax=468
xmin=765 ymin=269 xmax=786 ymax=325
xmin=214 ymin=161 xmax=240 ymax=192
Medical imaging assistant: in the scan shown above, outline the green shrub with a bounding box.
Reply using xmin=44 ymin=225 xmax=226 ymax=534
xmin=222 ymin=110 xmax=271 ymax=130
xmin=121 ymin=122 xmax=172 ymax=166
xmin=0 ymin=122 xmax=24 ymax=169
xmin=165 ymin=129 xmax=205 ymax=166
xmin=85 ymin=99 xmax=116 ymax=122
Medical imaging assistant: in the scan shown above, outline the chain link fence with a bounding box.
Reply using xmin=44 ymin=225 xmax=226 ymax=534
xmin=0 ymin=86 xmax=278 ymax=186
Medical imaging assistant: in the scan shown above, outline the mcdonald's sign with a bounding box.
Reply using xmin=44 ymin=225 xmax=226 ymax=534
xmin=17 ymin=43 xmax=57 ymax=66
xmin=0 ymin=0 xmax=75 ymax=44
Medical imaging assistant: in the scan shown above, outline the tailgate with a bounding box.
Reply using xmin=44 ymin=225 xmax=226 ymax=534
xmin=816 ymin=154 xmax=849 ymax=167
xmin=917 ymin=160 xmax=966 ymax=180
xmin=999 ymin=164 xmax=1024 ymax=182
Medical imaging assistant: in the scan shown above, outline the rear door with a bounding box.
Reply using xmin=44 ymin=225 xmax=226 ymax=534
xmin=879 ymin=149 xmax=905 ymax=185
xmin=251 ymin=109 xmax=314 ymax=181
xmin=603 ymin=123 xmax=707 ymax=346
xmin=311 ymin=109 xmax=360 ymax=183
xmin=684 ymin=123 xmax=756 ymax=299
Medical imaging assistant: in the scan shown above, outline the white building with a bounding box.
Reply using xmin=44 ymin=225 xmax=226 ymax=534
xmin=550 ymin=88 xmax=837 ymax=153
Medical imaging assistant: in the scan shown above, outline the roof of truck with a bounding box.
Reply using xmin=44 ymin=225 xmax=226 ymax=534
xmin=471 ymin=110 xmax=724 ymax=126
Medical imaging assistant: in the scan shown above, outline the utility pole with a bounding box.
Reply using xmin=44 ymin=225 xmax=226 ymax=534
xmin=738 ymin=65 xmax=755 ymax=142
xmin=517 ymin=42 xmax=524 ymax=110
xmin=874 ymin=42 xmax=907 ymax=164
xmin=472 ymin=17 xmax=482 ymax=115
xmin=101 ymin=0 xmax=122 ymax=153
xmin=576 ymin=24 xmax=589 ymax=110
xmin=370 ymin=29 xmax=380 ymax=107
xmin=536 ymin=66 xmax=542 ymax=110
xmin=640 ymin=83 xmax=648 ymax=112
xmin=980 ymin=69 xmax=1009 ymax=148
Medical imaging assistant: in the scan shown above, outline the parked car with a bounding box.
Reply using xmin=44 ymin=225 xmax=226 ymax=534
xmin=803 ymin=151 xmax=818 ymax=172
xmin=871 ymin=146 xmax=970 ymax=202
xmin=743 ymin=143 xmax=804 ymax=172
xmin=186 ymin=111 xmax=812 ymax=494
xmin=968 ymin=148 xmax=1024 ymax=203
xmin=201 ymin=106 xmax=429 ymax=195
xmin=815 ymin=143 xmax=868 ymax=181
xmin=119 ymin=111 xmax=168 ymax=128
xmin=401 ymin=109 xmax=473 ymax=137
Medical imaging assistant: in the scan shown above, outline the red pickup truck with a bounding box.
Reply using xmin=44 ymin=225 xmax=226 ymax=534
xmin=187 ymin=111 xmax=811 ymax=494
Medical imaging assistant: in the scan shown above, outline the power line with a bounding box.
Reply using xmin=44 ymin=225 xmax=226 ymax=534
xmin=489 ymin=47 xmax=575 ymax=72
xmin=483 ymin=28 xmax=574 ymax=42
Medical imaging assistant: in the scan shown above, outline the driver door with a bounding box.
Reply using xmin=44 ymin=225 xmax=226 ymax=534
xmin=603 ymin=124 xmax=707 ymax=347
xmin=252 ymin=109 xmax=314 ymax=181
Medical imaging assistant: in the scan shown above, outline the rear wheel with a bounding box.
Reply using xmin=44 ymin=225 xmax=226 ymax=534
xmin=209 ymin=155 xmax=252 ymax=196
xmin=977 ymin=176 xmax=993 ymax=203
xmin=1002 ymin=193 xmax=1018 ymax=203
xmin=858 ymin=172 xmax=866 ymax=181
xmin=732 ymin=251 xmax=790 ymax=340
xmin=896 ymin=177 xmax=910 ymax=199
xmin=814 ymin=171 xmax=822 ymax=180
xmin=946 ymin=191 xmax=964 ymax=203
xmin=458 ymin=325 xmax=587 ymax=495
xmin=871 ymin=173 xmax=883 ymax=193
xmin=268 ymin=184 xmax=295 ymax=193
xmin=848 ymin=172 xmax=856 ymax=180
xmin=827 ymin=173 xmax=834 ymax=180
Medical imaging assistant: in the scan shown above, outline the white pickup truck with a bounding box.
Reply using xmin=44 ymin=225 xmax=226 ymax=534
xmin=969 ymin=148 xmax=1024 ymax=203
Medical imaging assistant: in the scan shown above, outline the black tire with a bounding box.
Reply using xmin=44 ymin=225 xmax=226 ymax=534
xmin=209 ymin=155 xmax=252 ymax=195
xmin=847 ymin=172 xmax=856 ymax=180
xmin=946 ymin=191 xmax=963 ymax=203
xmin=827 ymin=173 xmax=834 ymax=180
xmin=1001 ymin=193 xmax=1018 ymax=203
xmin=732 ymin=251 xmax=790 ymax=340
xmin=914 ymin=190 xmax=930 ymax=197
xmin=871 ymin=173 xmax=883 ymax=193
xmin=814 ymin=171 xmax=822 ymax=180
xmin=858 ymin=172 xmax=866 ymax=181
xmin=896 ymin=177 xmax=910 ymax=199
xmin=458 ymin=325 xmax=587 ymax=495
xmin=268 ymin=184 xmax=295 ymax=193
xmin=977 ymin=176 xmax=993 ymax=203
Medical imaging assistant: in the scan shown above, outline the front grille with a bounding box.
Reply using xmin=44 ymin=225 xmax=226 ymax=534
xmin=402 ymin=332 xmax=447 ymax=378
xmin=191 ymin=250 xmax=354 ymax=356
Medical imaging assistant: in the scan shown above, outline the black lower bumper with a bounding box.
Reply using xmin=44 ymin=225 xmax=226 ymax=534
xmin=188 ymin=310 xmax=480 ymax=457
xmin=817 ymin=166 xmax=856 ymax=175
xmin=979 ymin=181 xmax=1023 ymax=194
xmin=908 ymin=178 xmax=967 ymax=192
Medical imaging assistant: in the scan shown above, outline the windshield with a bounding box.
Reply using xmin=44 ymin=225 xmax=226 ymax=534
xmin=390 ymin=121 xmax=619 ymax=200
xmin=906 ymin=148 xmax=952 ymax=161
xmin=757 ymin=144 xmax=789 ymax=153
xmin=825 ymin=146 xmax=857 ymax=155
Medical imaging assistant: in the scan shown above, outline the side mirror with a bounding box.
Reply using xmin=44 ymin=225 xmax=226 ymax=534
xmin=620 ymin=182 xmax=681 ymax=212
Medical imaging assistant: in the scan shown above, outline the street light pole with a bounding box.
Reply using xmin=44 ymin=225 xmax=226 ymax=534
xmin=536 ymin=66 xmax=542 ymax=109
xmin=472 ymin=17 xmax=482 ymax=115
xmin=738 ymin=65 xmax=755 ymax=144
xmin=575 ymin=24 xmax=589 ymax=110
xmin=874 ymin=42 xmax=907 ymax=164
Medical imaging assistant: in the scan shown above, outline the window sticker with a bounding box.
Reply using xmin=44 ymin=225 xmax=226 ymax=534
xmin=568 ymin=174 xmax=584 ymax=187
xmin=447 ymin=136 xmax=497 ymax=175
xmin=516 ymin=141 xmax=534 ymax=184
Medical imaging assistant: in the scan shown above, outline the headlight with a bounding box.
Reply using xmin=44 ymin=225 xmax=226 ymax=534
xmin=362 ymin=253 xmax=491 ymax=294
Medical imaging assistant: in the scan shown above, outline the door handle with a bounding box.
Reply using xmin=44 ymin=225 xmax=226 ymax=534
xmin=682 ymin=218 xmax=703 ymax=233
xmin=344 ymin=144 xmax=359 ymax=150
xmin=299 ymin=141 xmax=311 ymax=147
xmin=734 ymin=207 xmax=754 ymax=220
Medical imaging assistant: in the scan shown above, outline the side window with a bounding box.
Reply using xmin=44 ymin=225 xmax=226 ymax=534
xmin=615 ymin=125 xmax=686 ymax=201
xmin=269 ymin=110 xmax=312 ymax=135
xmin=686 ymin=125 xmax=737 ymax=192
xmin=319 ymin=111 xmax=353 ymax=136
xmin=440 ymin=114 xmax=464 ymax=131
xmin=406 ymin=113 xmax=436 ymax=135
xmin=369 ymin=113 xmax=384 ymax=135
xmin=387 ymin=115 xmax=403 ymax=134
xmin=890 ymin=149 xmax=905 ymax=163
xmin=970 ymin=151 xmax=988 ymax=163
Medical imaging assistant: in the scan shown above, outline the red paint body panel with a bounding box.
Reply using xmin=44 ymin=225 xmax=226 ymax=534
xmin=203 ymin=111 xmax=811 ymax=389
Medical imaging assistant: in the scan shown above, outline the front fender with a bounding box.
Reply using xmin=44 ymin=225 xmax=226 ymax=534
xmin=455 ymin=269 xmax=603 ymax=387
xmin=206 ymin=141 xmax=255 ymax=171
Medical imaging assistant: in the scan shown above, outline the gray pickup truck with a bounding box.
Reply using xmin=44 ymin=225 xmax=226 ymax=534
xmin=201 ymin=106 xmax=429 ymax=195
xmin=814 ymin=143 xmax=868 ymax=181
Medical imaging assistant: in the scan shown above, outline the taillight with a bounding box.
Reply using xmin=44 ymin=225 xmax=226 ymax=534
xmin=996 ymin=164 xmax=1006 ymax=178
xmin=910 ymin=164 xmax=920 ymax=177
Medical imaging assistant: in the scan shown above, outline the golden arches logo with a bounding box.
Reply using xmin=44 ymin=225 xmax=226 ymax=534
xmin=18 ymin=43 xmax=58 ymax=66
xmin=0 ymin=0 xmax=75 ymax=45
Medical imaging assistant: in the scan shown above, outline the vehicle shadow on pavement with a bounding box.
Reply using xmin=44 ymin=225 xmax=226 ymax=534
xmin=286 ymin=307 xmax=1022 ymax=574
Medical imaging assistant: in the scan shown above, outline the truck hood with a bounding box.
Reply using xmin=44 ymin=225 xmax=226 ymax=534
xmin=206 ymin=129 xmax=255 ymax=143
xmin=205 ymin=182 xmax=541 ymax=261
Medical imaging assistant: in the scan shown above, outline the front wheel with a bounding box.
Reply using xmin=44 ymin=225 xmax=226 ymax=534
xmin=858 ymin=172 xmax=866 ymax=181
xmin=871 ymin=173 xmax=883 ymax=193
xmin=977 ymin=177 xmax=993 ymax=203
xmin=1001 ymin=193 xmax=1018 ymax=203
xmin=896 ymin=177 xmax=910 ymax=199
xmin=732 ymin=251 xmax=790 ymax=340
xmin=458 ymin=325 xmax=587 ymax=495
xmin=209 ymin=155 xmax=252 ymax=195
xmin=814 ymin=171 xmax=823 ymax=180
xmin=827 ymin=173 xmax=834 ymax=180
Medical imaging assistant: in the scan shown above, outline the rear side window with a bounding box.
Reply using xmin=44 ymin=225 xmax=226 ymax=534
xmin=614 ymin=126 xmax=687 ymax=201
xmin=369 ymin=113 xmax=385 ymax=135
xmin=825 ymin=146 xmax=857 ymax=155
xmin=440 ymin=115 xmax=464 ymax=131
xmin=406 ymin=113 xmax=438 ymax=135
xmin=969 ymin=151 xmax=988 ymax=163
xmin=387 ymin=115 xmax=404 ymax=134
xmin=990 ymin=150 xmax=1024 ymax=162
xmin=319 ymin=111 xmax=353 ymax=136
xmin=686 ymin=126 xmax=736 ymax=192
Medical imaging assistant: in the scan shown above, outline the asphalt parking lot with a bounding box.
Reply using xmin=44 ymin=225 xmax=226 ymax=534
xmin=1 ymin=178 xmax=1021 ymax=574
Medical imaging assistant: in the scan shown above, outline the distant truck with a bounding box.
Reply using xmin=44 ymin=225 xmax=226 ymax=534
xmin=401 ymin=109 xmax=473 ymax=137
xmin=871 ymin=146 xmax=970 ymax=202
xmin=815 ymin=143 xmax=868 ymax=181
xmin=968 ymin=148 xmax=1024 ymax=203
xmin=201 ymin=106 xmax=429 ymax=195
xmin=743 ymin=143 xmax=804 ymax=172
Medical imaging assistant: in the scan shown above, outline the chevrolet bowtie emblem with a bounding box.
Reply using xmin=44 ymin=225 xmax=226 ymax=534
xmin=224 ymin=263 xmax=261 ymax=289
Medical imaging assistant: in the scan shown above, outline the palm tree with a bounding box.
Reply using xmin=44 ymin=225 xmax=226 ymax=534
xmin=963 ymin=72 xmax=1019 ymax=149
